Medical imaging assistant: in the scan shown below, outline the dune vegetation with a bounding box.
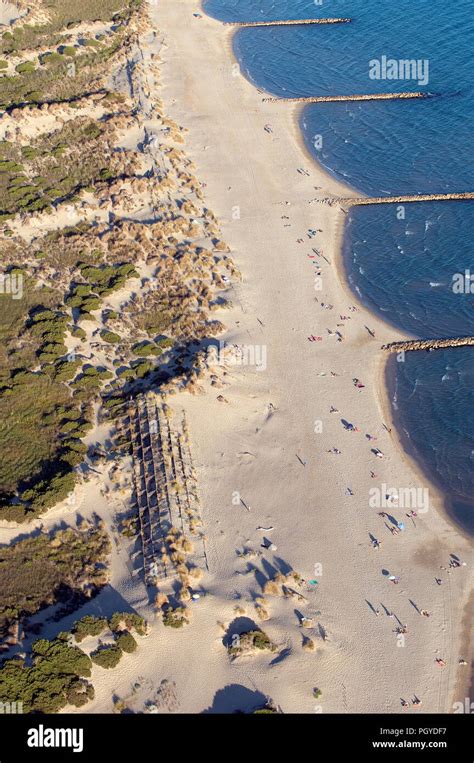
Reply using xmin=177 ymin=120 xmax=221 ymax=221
xmin=0 ymin=0 xmax=234 ymax=523
xmin=0 ymin=609 xmax=147 ymax=712
xmin=0 ymin=522 xmax=110 ymax=640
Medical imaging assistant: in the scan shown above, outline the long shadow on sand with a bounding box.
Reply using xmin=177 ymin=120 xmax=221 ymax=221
xmin=203 ymin=684 xmax=268 ymax=714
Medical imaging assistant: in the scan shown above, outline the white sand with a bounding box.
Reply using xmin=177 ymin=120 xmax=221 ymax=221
xmin=0 ymin=2 xmax=25 ymax=26
xmin=125 ymin=0 xmax=471 ymax=713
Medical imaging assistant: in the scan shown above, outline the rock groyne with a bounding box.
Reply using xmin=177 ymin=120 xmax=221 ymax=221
xmin=224 ymin=18 xmax=351 ymax=28
xmin=340 ymin=191 xmax=474 ymax=207
xmin=263 ymin=92 xmax=431 ymax=104
xmin=382 ymin=336 xmax=474 ymax=353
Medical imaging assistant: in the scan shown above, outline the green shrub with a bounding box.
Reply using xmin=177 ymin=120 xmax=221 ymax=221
xmin=28 ymin=471 xmax=76 ymax=510
xmin=115 ymin=631 xmax=137 ymax=653
xmin=74 ymin=284 xmax=92 ymax=297
xmin=91 ymin=644 xmax=122 ymax=669
xmin=53 ymin=359 xmax=81 ymax=381
xmin=156 ymin=337 xmax=174 ymax=348
xmin=73 ymin=616 xmax=108 ymax=642
xmin=20 ymin=146 xmax=39 ymax=160
xmin=15 ymin=61 xmax=36 ymax=74
xmin=117 ymin=367 xmax=134 ymax=380
xmin=71 ymin=326 xmax=86 ymax=339
xmin=60 ymin=450 xmax=83 ymax=467
xmin=109 ymin=612 xmax=147 ymax=636
xmin=228 ymin=629 xmax=275 ymax=656
xmin=0 ymin=160 xmax=23 ymax=172
xmin=66 ymin=679 xmax=94 ymax=707
xmin=33 ymin=638 xmax=92 ymax=677
xmin=71 ymin=375 xmax=102 ymax=393
xmin=63 ymin=438 xmax=87 ymax=454
xmin=0 ymin=637 xmax=94 ymax=713
xmin=131 ymin=360 xmax=154 ymax=378
xmin=162 ymin=607 xmax=188 ymax=629
xmin=100 ymin=330 xmax=121 ymax=344
xmin=253 ymin=630 xmax=274 ymax=650
xmin=132 ymin=341 xmax=162 ymax=357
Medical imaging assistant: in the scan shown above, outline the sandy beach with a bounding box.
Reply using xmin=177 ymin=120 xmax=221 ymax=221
xmin=130 ymin=0 xmax=472 ymax=712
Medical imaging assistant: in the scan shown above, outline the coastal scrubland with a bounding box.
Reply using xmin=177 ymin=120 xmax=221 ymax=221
xmin=0 ymin=521 xmax=110 ymax=640
xmin=0 ymin=0 xmax=234 ymax=524
xmin=0 ymin=610 xmax=147 ymax=712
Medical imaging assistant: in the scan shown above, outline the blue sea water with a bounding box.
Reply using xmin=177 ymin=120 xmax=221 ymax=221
xmin=203 ymin=0 xmax=474 ymax=534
